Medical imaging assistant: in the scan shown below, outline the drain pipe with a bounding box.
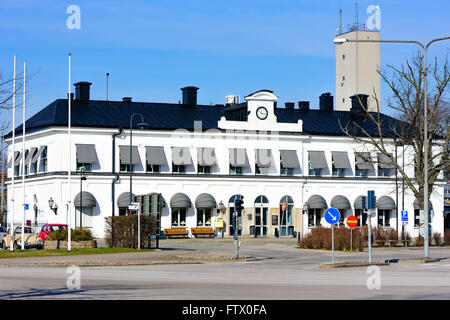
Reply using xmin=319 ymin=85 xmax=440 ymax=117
xmin=111 ymin=127 xmax=123 ymax=246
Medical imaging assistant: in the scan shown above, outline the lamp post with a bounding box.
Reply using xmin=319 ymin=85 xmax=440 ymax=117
xmin=129 ymin=113 xmax=148 ymax=208
xmin=333 ymin=36 xmax=450 ymax=258
xmin=79 ymin=167 xmax=86 ymax=228
xmin=48 ymin=197 xmax=58 ymax=215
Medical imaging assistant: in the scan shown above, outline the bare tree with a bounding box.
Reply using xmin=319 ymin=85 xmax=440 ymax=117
xmin=340 ymin=53 xmax=449 ymax=211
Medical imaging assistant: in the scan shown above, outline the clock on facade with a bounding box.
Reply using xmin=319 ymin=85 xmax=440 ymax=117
xmin=256 ymin=106 xmax=268 ymax=120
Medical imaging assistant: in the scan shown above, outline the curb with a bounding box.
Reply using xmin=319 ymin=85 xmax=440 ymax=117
xmin=319 ymin=261 xmax=389 ymax=269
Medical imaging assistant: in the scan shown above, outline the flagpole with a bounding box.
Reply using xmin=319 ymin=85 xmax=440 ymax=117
xmin=21 ymin=61 xmax=26 ymax=250
xmin=10 ymin=54 xmax=16 ymax=252
xmin=68 ymin=53 xmax=72 ymax=252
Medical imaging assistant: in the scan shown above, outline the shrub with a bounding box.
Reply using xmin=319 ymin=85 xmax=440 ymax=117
xmin=297 ymin=226 xmax=365 ymax=252
xmin=48 ymin=228 xmax=93 ymax=241
xmin=104 ymin=215 xmax=156 ymax=249
xmin=432 ymin=232 xmax=442 ymax=246
xmin=413 ymin=235 xmax=432 ymax=247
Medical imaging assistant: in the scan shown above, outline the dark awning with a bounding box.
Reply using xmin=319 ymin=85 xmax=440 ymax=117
xmin=229 ymin=148 xmax=249 ymax=167
xmin=170 ymin=193 xmax=192 ymax=208
xmin=24 ymin=148 xmax=37 ymax=166
xmin=14 ymin=151 xmax=22 ymax=166
xmin=307 ymin=195 xmax=327 ymax=209
xmin=119 ymin=145 xmax=140 ymax=165
xmin=195 ymin=193 xmax=217 ymax=208
xmin=355 ymin=152 xmax=374 ymax=169
xmin=255 ymin=149 xmax=272 ymax=168
xmin=280 ymin=150 xmax=300 ymax=168
xmin=74 ymin=191 xmax=96 ymax=207
xmin=376 ymin=196 xmax=395 ymax=210
xmin=377 ymin=153 xmax=395 ymax=168
xmin=7 ymin=151 xmax=20 ymax=168
xmin=330 ymin=195 xmax=351 ymax=210
xmin=76 ymin=144 xmax=97 ymax=164
xmin=308 ymin=151 xmax=327 ymax=168
xmin=31 ymin=146 xmax=46 ymax=164
xmin=413 ymin=199 xmax=433 ymax=210
xmin=146 ymin=146 xmax=167 ymax=165
xmin=117 ymin=192 xmax=136 ymax=207
xmin=332 ymin=151 xmax=351 ymax=169
xmin=172 ymin=147 xmax=192 ymax=165
xmin=197 ymin=148 xmax=217 ymax=166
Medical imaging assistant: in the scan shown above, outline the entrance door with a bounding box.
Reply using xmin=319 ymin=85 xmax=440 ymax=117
xmin=255 ymin=207 xmax=267 ymax=236
xmin=280 ymin=196 xmax=294 ymax=236
xmin=254 ymin=195 xmax=269 ymax=236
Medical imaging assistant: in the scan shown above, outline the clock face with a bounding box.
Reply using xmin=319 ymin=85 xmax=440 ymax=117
xmin=256 ymin=106 xmax=268 ymax=120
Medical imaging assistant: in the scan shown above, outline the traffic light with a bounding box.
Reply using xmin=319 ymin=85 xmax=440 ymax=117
xmin=234 ymin=195 xmax=244 ymax=214
xmin=361 ymin=196 xmax=366 ymax=211
xmin=368 ymin=190 xmax=376 ymax=210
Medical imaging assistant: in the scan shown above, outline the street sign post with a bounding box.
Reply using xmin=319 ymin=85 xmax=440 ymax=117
xmin=401 ymin=211 xmax=408 ymax=223
xmin=367 ymin=190 xmax=376 ymax=263
xmin=346 ymin=215 xmax=358 ymax=251
xmin=325 ymin=208 xmax=340 ymax=264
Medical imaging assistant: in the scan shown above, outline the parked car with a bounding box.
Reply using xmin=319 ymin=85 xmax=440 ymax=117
xmin=0 ymin=226 xmax=7 ymax=245
xmin=2 ymin=226 xmax=43 ymax=249
xmin=38 ymin=224 xmax=68 ymax=241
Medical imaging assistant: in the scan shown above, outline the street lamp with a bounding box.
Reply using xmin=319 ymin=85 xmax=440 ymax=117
xmin=48 ymin=197 xmax=58 ymax=214
xmin=334 ymin=36 xmax=450 ymax=258
xmin=79 ymin=167 xmax=86 ymax=228
xmin=129 ymin=113 xmax=149 ymax=210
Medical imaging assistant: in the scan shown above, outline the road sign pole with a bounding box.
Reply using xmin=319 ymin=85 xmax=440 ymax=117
xmin=332 ymin=224 xmax=335 ymax=264
xmin=368 ymin=209 xmax=372 ymax=263
xmin=350 ymin=228 xmax=352 ymax=252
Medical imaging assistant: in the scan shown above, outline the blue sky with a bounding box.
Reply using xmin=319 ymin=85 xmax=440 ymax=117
xmin=0 ymin=0 xmax=449 ymax=128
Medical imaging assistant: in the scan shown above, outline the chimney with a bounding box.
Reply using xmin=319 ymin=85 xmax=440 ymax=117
xmin=298 ymin=101 xmax=310 ymax=111
xmin=285 ymin=102 xmax=295 ymax=109
xmin=181 ymin=86 xmax=199 ymax=105
xmin=122 ymin=97 xmax=132 ymax=103
xmin=350 ymin=94 xmax=369 ymax=115
xmin=74 ymin=82 xmax=92 ymax=101
xmin=319 ymin=93 xmax=333 ymax=111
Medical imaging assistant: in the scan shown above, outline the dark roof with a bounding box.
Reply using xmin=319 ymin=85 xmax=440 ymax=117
xmin=6 ymin=98 xmax=404 ymax=139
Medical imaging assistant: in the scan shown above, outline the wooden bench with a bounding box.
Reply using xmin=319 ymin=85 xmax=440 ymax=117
xmin=375 ymin=240 xmax=397 ymax=247
xmin=191 ymin=227 xmax=215 ymax=238
xmin=164 ymin=228 xmax=188 ymax=239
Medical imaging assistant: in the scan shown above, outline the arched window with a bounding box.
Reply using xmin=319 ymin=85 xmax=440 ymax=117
xmin=254 ymin=195 xmax=269 ymax=236
xmin=280 ymin=196 xmax=294 ymax=236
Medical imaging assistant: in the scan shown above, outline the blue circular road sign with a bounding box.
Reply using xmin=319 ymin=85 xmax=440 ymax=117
xmin=325 ymin=208 xmax=340 ymax=225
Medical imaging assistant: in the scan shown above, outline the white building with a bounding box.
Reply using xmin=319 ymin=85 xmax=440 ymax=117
xmin=4 ymin=83 xmax=445 ymax=239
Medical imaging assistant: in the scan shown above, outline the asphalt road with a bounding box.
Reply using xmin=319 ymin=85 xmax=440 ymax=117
xmin=0 ymin=239 xmax=449 ymax=300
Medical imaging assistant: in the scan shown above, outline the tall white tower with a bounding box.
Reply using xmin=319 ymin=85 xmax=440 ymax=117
xmin=335 ymin=27 xmax=381 ymax=112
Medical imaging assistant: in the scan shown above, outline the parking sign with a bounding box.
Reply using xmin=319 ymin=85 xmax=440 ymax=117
xmin=401 ymin=210 xmax=408 ymax=223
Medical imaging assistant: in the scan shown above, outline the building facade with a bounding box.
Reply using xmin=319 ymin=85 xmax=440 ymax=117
xmin=5 ymin=83 xmax=446 ymax=239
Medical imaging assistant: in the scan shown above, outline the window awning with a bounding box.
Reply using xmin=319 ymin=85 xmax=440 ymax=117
xmin=172 ymin=147 xmax=192 ymax=165
xmin=31 ymin=146 xmax=46 ymax=164
xmin=74 ymin=191 xmax=96 ymax=207
xmin=413 ymin=199 xmax=433 ymax=210
xmin=330 ymin=195 xmax=351 ymax=210
xmin=195 ymin=193 xmax=217 ymax=208
xmin=197 ymin=148 xmax=217 ymax=166
xmin=255 ymin=149 xmax=272 ymax=168
xmin=117 ymin=192 xmax=135 ymax=208
xmin=376 ymin=196 xmax=395 ymax=210
xmin=280 ymin=150 xmax=300 ymax=168
xmin=377 ymin=153 xmax=395 ymax=168
xmin=14 ymin=151 xmax=22 ymax=166
xmin=146 ymin=146 xmax=167 ymax=165
xmin=76 ymin=144 xmax=97 ymax=164
xmin=307 ymin=194 xmax=328 ymax=209
xmin=170 ymin=192 xmax=192 ymax=208
xmin=24 ymin=147 xmax=37 ymax=166
xmin=119 ymin=145 xmax=140 ymax=165
xmin=355 ymin=152 xmax=374 ymax=170
xmin=331 ymin=151 xmax=351 ymax=169
xmin=229 ymin=148 xmax=249 ymax=167
xmin=7 ymin=151 xmax=20 ymax=168
xmin=308 ymin=151 xmax=327 ymax=169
